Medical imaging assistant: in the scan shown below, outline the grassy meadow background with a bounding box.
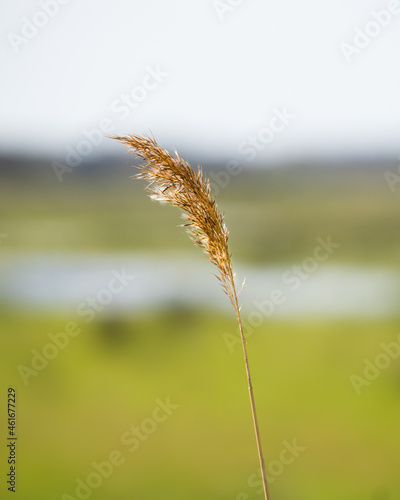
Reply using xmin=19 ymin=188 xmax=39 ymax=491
xmin=1 ymin=158 xmax=400 ymax=500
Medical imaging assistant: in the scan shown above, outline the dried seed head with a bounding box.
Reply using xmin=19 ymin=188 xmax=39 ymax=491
xmin=114 ymin=133 xmax=237 ymax=306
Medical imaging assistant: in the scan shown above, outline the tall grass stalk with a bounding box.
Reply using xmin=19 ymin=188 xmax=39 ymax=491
xmin=114 ymin=134 xmax=271 ymax=500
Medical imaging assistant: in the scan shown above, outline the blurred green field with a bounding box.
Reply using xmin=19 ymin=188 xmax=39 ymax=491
xmin=1 ymin=310 xmax=399 ymax=499
xmin=1 ymin=165 xmax=400 ymax=266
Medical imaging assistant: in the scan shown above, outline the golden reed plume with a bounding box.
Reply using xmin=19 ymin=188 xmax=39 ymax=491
xmin=114 ymin=133 xmax=271 ymax=500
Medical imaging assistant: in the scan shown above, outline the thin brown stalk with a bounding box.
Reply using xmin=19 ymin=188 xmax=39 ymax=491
xmin=113 ymin=133 xmax=271 ymax=500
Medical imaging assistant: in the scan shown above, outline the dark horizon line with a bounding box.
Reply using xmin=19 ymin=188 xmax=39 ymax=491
xmin=0 ymin=147 xmax=398 ymax=170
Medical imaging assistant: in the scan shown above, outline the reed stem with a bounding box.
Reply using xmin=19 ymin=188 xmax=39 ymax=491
xmin=231 ymin=280 xmax=270 ymax=500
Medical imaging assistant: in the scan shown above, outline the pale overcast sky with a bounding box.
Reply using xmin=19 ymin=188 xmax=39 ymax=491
xmin=1 ymin=0 xmax=400 ymax=164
